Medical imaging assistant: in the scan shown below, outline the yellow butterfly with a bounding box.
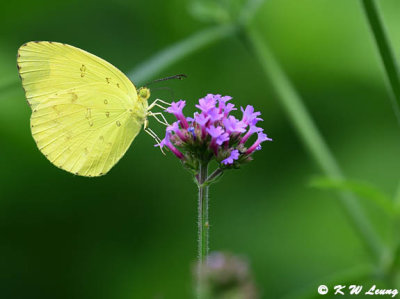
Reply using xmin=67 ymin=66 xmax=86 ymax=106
xmin=17 ymin=41 xmax=169 ymax=177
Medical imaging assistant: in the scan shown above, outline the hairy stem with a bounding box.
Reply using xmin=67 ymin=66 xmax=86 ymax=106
xmin=361 ymin=0 xmax=400 ymax=126
xmin=243 ymin=27 xmax=386 ymax=263
xmin=197 ymin=162 xmax=209 ymax=298
xmin=206 ymin=168 xmax=223 ymax=184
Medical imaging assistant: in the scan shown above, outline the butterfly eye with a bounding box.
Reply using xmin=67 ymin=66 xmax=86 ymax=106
xmin=138 ymin=88 xmax=150 ymax=101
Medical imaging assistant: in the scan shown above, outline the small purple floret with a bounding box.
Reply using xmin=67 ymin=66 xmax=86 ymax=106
xmin=240 ymin=125 xmax=263 ymax=144
xmin=246 ymin=132 xmax=272 ymax=155
xmin=194 ymin=113 xmax=210 ymax=126
xmin=223 ymin=116 xmax=247 ymax=134
xmin=156 ymin=132 xmax=184 ymax=159
xmin=218 ymin=95 xmax=233 ymax=113
xmin=207 ymin=125 xmax=226 ymax=155
xmin=196 ymin=94 xmax=216 ymax=113
xmin=241 ymin=105 xmax=262 ymax=125
xmin=167 ymin=121 xmax=186 ymax=141
xmin=222 ymin=149 xmax=240 ymax=165
xmin=223 ymin=103 xmax=236 ymax=116
xmin=208 ymin=108 xmax=223 ymax=122
xmin=206 ymin=125 xmax=224 ymax=139
xmin=165 ymin=100 xmax=188 ymax=128
xmin=188 ymin=127 xmax=196 ymax=139
xmin=216 ymin=132 xmax=229 ymax=145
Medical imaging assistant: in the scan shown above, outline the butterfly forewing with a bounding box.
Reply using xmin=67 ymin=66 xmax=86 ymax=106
xmin=18 ymin=41 xmax=146 ymax=176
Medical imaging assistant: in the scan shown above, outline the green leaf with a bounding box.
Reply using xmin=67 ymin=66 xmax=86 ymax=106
xmin=311 ymin=176 xmax=395 ymax=216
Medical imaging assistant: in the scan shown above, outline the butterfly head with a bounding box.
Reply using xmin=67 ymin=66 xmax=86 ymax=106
xmin=138 ymin=87 xmax=151 ymax=102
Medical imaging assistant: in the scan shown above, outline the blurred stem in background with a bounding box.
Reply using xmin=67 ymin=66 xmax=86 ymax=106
xmin=129 ymin=25 xmax=236 ymax=85
xmin=361 ymin=0 xmax=400 ymax=127
xmin=197 ymin=162 xmax=209 ymax=299
xmin=361 ymin=0 xmax=400 ymax=285
xmin=241 ymin=27 xmax=386 ymax=264
xmin=130 ymin=0 xmax=266 ymax=86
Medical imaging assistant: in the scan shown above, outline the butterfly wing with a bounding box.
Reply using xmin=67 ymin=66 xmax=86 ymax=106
xmin=17 ymin=41 xmax=146 ymax=176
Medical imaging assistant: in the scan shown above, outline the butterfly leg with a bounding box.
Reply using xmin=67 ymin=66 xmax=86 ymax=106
xmin=148 ymin=98 xmax=171 ymax=111
xmin=145 ymin=127 xmax=166 ymax=155
xmin=147 ymin=111 xmax=170 ymax=126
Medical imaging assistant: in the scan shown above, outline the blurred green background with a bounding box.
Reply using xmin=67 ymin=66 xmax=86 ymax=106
xmin=1 ymin=0 xmax=400 ymax=298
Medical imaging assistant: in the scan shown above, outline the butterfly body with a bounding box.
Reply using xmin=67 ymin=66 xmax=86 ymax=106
xmin=17 ymin=41 xmax=151 ymax=177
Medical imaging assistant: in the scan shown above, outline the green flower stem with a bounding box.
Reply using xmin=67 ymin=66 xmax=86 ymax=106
xmin=243 ymin=27 xmax=386 ymax=263
xmin=206 ymin=168 xmax=223 ymax=184
xmin=361 ymin=0 xmax=400 ymax=125
xmin=129 ymin=25 xmax=236 ymax=85
xmin=197 ymin=162 xmax=209 ymax=298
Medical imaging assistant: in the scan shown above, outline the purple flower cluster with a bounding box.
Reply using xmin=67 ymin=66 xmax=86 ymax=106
xmin=157 ymin=94 xmax=272 ymax=169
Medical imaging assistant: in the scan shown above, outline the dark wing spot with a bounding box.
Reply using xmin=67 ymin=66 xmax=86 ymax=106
xmin=85 ymin=108 xmax=91 ymax=119
xmin=52 ymin=106 xmax=60 ymax=115
xmin=80 ymin=64 xmax=87 ymax=77
xmin=70 ymin=92 xmax=78 ymax=103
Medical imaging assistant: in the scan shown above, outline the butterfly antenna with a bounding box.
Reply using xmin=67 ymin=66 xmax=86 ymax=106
xmin=144 ymin=74 xmax=187 ymax=87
